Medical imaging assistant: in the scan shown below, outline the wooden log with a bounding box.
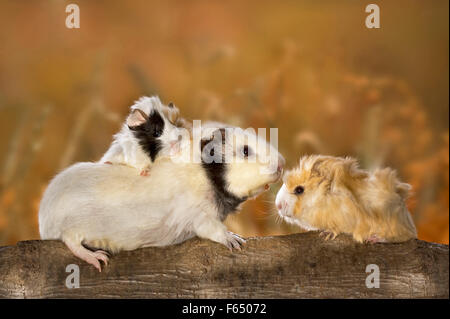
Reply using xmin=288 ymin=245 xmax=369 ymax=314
xmin=0 ymin=232 xmax=448 ymax=298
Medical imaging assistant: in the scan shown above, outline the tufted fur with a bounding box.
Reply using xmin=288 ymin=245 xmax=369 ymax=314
xmin=275 ymin=155 xmax=417 ymax=243
xmin=100 ymin=96 xmax=185 ymax=173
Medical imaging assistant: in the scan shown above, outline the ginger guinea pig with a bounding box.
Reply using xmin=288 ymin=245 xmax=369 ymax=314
xmin=275 ymin=155 xmax=417 ymax=243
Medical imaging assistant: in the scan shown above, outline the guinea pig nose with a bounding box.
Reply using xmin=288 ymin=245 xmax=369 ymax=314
xmin=277 ymin=203 xmax=282 ymax=210
xmin=278 ymin=155 xmax=286 ymax=167
xmin=277 ymin=164 xmax=283 ymax=173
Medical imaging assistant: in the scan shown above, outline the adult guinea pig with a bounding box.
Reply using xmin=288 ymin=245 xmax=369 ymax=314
xmin=39 ymin=125 xmax=284 ymax=271
xmin=275 ymin=155 xmax=417 ymax=243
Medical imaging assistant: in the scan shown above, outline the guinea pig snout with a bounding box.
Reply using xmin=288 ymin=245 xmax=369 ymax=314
xmin=277 ymin=202 xmax=291 ymax=216
xmin=277 ymin=156 xmax=285 ymax=173
xmin=277 ymin=163 xmax=283 ymax=174
xmin=271 ymin=156 xmax=285 ymax=180
xmin=275 ymin=183 xmax=294 ymax=217
xmin=275 ymin=196 xmax=287 ymax=213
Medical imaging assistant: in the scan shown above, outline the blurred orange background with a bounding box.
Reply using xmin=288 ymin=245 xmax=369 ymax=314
xmin=0 ymin=0 xmax=448 ymax=246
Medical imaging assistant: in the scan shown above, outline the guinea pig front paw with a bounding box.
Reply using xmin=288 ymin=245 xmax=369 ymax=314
xmin=140 ymin=169 xmax=150 ymax=177
xmin=89 ymin=250 xmax=110 ymax=270
xmin=224 ymin=231 xmax=246 ymax=251
xmin=364 ymin=235 xmax=386 ymax=244
xmin=319 ymin=230 xmax=337 ymax=241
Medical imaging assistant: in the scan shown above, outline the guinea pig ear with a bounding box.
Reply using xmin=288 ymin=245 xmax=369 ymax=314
xmin=126 ymin=109 xmax=148 ymax=128
xmin=200 ymin=135 xmax=212 ymax=151
xmin=396 ymin=182 xmax=412 ymax=200
xmin=200 ymin=128 xmax=226 ymax=149
xmin=159 ymin=101 xmax=180 ymax=126
xmin=310 ymin=158 xmax=326 ymax=177
xmin=215 ymin=128 xmax=227 ymax=142
xmin=343 ymin=157 xmax=368 ymax=179
xmin=329 ymin=158 xmax=368 ymax=192
xmin=200 ymin=128 xmax=227 ymax=162
xmin=167 ymin=105 xmax=180 ymax=125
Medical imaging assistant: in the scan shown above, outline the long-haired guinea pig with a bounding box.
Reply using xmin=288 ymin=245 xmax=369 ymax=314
xmin=275 ymin=155 xmax=417 ymax=243
xmin=100 ymin=96 xmax=188 ymax=176
xmin=39 ymin=126 xmax=284 ymax=271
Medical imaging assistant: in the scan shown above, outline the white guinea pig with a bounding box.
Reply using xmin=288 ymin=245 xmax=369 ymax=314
xmin=100 ymin=96 xmax=186 ymax=176
xmin=39 ymin=125 xmax=284 ymax=271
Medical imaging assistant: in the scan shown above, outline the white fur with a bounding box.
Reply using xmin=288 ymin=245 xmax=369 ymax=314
xmin=275 ymin=184 xmax=296 ymax=217
xmin=275 ymin=184 xmax=319 ymax=230
xmin=100 ymin=96 xmax=181 ymax=172
xmin=196 ymin=122 xmax=285 ymax=197
xmin=39 ymin=127 xmax=284 ymax=258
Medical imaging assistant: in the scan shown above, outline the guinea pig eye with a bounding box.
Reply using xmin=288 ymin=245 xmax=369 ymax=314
xmin=153 ymin=129 xmax=162 ymax=138
xmin=294 ymin=186 xmax=305 ymax=195
xmin=241 ymin=145 xmax=251 ymax=157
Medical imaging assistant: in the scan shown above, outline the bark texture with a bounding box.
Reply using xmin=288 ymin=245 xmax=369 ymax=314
xmin=0 ymin=232 xmax=448 ymax=298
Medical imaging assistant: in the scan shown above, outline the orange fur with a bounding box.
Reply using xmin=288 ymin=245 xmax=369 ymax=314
xmin=278 ymin=155 xmax=417 ymax=243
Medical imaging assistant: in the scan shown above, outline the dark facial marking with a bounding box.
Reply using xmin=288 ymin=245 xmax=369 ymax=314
xmin=129 ymin=110 xmax=165 ymax=162
xmin=200 ymin=128 xmax=246 ymax=220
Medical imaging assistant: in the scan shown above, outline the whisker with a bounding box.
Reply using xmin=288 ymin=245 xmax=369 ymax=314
xmin=276 ymin=215 xmax=282 ymax=225
xmin=253 ymin=212 xmax=271 ymax=221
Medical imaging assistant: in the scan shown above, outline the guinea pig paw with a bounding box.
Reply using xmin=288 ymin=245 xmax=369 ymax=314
xmin=104 ymin=161 xmax=113 ymax=165
xmin=319 ymin=231 xmax=337 ymax=241
xmin=78 ymin=250 xmax=109 ymax=272
xmin=94 ymin=250 xmax=110 ymax=262
xmin=65 ymin=241 xmax=109 ymax=272
xmin=140 ymin=169 xmax=150 ymax=177
xmin=91 ymin=250 xmax=110 ymax=270
xmin=364 ymin=235 xmax=385 ymax=244
xmin=224 ymin=232 xmax=246 ymax=251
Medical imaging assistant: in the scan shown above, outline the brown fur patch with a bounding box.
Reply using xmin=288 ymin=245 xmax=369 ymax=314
xmin=161 ymin=105 xmax=180 ymax=126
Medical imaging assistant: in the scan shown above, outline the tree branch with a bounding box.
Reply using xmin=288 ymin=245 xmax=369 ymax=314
xmin=0 ymin=232 xmax=448 ymax=298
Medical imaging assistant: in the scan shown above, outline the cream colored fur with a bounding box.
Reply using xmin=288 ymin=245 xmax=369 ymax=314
xmin=39 ymin=125 xmax=284 ymax=270
xmin=100 ymin=96 xmax=183 ymax=173
xmin=275 ymin=155 xmax=417 ymax=243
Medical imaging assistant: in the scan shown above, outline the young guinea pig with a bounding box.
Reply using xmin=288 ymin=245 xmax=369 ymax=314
xmin=100 ymin=96 xmax=186 ymax=176
xmin=275 ymin=155 xmax=417 ymax=243
xmin=39 ymin=125 xmax=284 ymax=271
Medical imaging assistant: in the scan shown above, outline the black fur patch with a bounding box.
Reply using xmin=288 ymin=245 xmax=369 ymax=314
xmin=201 ymin=128 xmax=247 ymax=221
xmin=129 ymin=110 xmax=164 ymax=162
